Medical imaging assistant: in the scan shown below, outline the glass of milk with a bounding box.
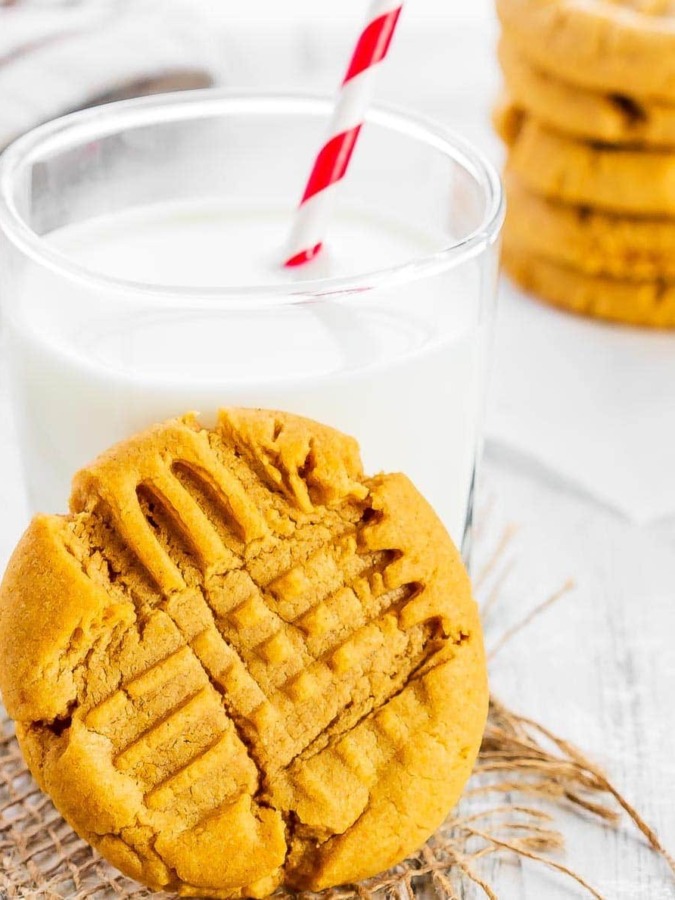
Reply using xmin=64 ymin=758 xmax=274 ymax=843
xmin=0 ymin=92 xmax=503 ymax=560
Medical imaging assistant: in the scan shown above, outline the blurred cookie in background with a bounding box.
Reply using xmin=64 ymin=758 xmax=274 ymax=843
xmin=502 ymin=240 xmax=675 ymax=327
xmin=496 ymin=105 xmax=675 ymax=216
xmin=496 ymin=0 xmax=675 ymax=101
xmin=499 ymin=38 xmax=675 ymax=148
xmin=503 ymin=174 xmax=675 ymax=281
xmin=495 ymin=0 xmax=675 ymax=327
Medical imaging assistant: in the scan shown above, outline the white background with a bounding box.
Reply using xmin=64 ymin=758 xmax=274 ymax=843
xmin=204 ymin=0 xmax=493 ymax=23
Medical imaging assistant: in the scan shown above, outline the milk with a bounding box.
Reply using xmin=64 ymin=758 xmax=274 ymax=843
xmin=5 ymin=200 xmax=488 ymax=550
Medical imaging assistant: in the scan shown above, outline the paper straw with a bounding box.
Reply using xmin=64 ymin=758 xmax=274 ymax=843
xmin=284 ymin=0 xmax=403 ymax=268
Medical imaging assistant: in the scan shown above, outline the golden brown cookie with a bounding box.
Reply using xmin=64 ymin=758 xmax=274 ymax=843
xmin=497 ymin=0 xmax=675 ymax=102
xmin=499 ymin=38 xmax=675 ymax=147
xmin=505 ymin=175 xmax=675 ymax=279
xmin=496 ymin=107 xmax=675 ymax=215
xmin=0 ymin=409 xmax=487 ymax=898
xmin=503 ymin=239 xmax=675 ymax=327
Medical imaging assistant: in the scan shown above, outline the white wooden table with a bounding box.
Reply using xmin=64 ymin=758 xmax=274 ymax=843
xmin=474 ymin=447 xmax=675 ymax=899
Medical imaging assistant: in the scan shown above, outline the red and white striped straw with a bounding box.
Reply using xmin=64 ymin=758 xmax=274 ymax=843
xmin=284 ymin=0 xmax=403 ymax=268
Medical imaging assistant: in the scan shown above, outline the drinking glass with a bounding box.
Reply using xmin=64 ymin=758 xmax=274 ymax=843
xmin=0 ymin=91 xmax=504 ymax=562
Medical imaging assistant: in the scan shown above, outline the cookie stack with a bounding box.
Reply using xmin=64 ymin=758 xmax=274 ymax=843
xmin=495 ymin=0 xmax=675 ymax=328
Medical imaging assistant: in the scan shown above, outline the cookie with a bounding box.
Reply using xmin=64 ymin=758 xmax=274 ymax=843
xmin=505 ymin=175 xmax=675 ymax=280
xmin=499 ymin=38 xmax=675 ymax=147
xmin=503 ymin=240 xmax=675 ymax=327
xmin=497 ymin=0 xmax=675 ymax=102
xmin=496 ymin=106 xmax=675 ymax=215
xmin=0 ymin=409 xmax=487 ymax=898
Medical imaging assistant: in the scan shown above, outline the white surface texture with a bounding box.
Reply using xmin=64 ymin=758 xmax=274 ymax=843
xmin=490 ymin=279 xmax=675 ymax=524
xmin=0 ymin=2 xmax=673 ymax=897
xmin=475 ymin=451 xmax=675 ymax=899
xmin=0 ymin=0 xmax=221 ymax=147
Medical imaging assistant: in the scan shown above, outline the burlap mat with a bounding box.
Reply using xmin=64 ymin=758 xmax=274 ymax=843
xmin=1 ymin=523 xmax=673 ymax=899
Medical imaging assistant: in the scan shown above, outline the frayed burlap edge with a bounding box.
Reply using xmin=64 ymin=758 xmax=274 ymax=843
xmin=1 ymin=526 xmax=673 ymax=899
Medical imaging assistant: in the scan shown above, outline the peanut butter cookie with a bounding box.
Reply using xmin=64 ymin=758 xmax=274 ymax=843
xmin=503 ymin=239 xmax=675 ymax=326
xmin=497 ymin=0 xmax=675 ymax=102
xmin=499 ymin=39 xmax=675 ymax=147
xmin=0 ymin=409 xmax=488 ymax=897
xmin=496 ymin=106 xmax=675 ymax=215
xmin=505 ymin=175 xmax=675 ymax=280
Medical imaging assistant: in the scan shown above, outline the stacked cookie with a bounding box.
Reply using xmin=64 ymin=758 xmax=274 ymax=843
xmin=495 ymin=0 xmax=675 ymax=328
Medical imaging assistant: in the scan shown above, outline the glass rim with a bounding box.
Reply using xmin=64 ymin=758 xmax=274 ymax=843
xmin=0 ymin=89 xmax=504 ymax=307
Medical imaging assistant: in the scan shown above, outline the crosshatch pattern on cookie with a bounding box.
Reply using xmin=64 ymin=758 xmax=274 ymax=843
xmin=77 ymin=422 xmax=430 ymax=778
xmin=0 ymin=410 xmax=487 ymax=897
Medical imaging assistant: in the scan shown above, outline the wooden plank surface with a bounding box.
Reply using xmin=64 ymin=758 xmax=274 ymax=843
xmin=473 ymin=448 xmax=675 ymax=899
